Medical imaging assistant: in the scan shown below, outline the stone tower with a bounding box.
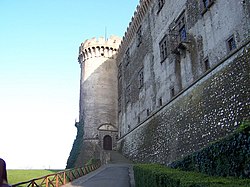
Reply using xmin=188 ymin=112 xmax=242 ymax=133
xmin=77 ymin=36 xmax=121 ymax=164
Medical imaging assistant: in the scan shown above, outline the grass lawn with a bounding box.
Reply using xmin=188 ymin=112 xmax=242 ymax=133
xmin=7 ymin=170 xmax=62 ymax=185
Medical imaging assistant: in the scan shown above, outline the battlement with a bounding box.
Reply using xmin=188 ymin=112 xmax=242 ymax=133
xmin=78 ymin=36 xmax=121 ymax=63
xmin=117 ymin=0 xmax=153 ymax=60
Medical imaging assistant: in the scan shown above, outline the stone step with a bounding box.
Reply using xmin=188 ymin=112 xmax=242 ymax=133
xmin=108 ymin=151 xmax=133 ymax=164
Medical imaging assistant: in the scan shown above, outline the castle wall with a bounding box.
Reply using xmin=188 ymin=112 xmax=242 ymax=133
xmin=117 ymin=0 xmax=250 ymax=164
xmin=118 ymin=45 xmax=250 ymax=164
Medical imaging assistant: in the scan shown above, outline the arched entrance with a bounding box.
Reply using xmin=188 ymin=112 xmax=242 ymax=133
xmin=103 ymin=135 xmax=112 ymax=150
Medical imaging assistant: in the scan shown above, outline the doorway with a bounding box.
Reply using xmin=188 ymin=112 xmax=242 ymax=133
xmin=103 ymin=135 xmax=112 ymax=150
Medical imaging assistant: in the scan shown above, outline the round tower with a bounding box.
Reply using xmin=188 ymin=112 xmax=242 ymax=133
xmin=77 ymin=35 xmax=121 ymax=164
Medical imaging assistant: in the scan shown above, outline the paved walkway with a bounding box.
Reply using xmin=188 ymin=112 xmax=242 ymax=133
xmin=64 ymin=151 xmax=135 ymax=187
xmin=64 ymin=164 xmax=134 ymax=187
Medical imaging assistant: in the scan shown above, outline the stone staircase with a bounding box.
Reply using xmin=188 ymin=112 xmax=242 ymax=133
xmin=108 ymin=151 xmax=133 ymax=164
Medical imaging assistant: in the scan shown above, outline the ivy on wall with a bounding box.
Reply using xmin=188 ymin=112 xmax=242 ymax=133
xmin=66 ymin=121 xmax=84 ymax=169
xmin=169 ymin=121 xmax=250 ymax=178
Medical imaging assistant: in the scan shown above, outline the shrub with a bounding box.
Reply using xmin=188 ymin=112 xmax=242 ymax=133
xmin=133 ymin=164 xmax=250 ymax=187
xmin=66 ymin=121 xmax=84 ymax=169
xmin=170 ymin=120 xmax=250 ymax=178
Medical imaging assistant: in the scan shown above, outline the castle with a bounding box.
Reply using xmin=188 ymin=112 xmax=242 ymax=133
xmin=68 ymin=0 xmax=250 ymax=167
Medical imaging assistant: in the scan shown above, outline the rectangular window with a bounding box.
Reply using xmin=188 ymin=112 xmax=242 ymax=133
xmin=138 ymin=69 xmax=144 ymax=89
xmin=179 ymin=26 xmax=187 ymax=42
xmin=159 ymin=35 xmax=168 ymax=62
xmin=177 ymin=14 xmax=186 ymax=42
xmin=170 ymin=87 xmax=175 ymax=98
xmin=147 ymin=109 xmax=150 ymax=116
xmin=158 ymin=0 xmax=165 ymax=12
xmin=138 ymin=116 xmax=140 ymax=123
xmin=137 ymin=26 xmax=142 ymax=47
xmin=201 ymin=0 xmax=215 ymax=15
xmin=159 ymin=98 xmax=163 ymax=107
xmin=227 ymin=35 xmax=236 ymax=52
xmin=204 ymin=58 xmax=210 ymax=71
xmin=203 ymin=0 xmax=209 ymax=8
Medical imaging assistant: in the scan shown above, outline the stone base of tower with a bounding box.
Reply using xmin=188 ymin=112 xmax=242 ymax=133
xmin=75 ymin=139 xmax=101 ymax=166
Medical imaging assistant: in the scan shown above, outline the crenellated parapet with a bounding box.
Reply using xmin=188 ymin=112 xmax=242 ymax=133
xmin=117 ymin=0 xmax=153 ymax=62
xmin=78 ymin=36 xmax=121 ymax=63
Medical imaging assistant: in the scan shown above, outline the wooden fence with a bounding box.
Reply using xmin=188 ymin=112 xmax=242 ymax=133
xmin=12 ymin=161 xmax=101 ymax=187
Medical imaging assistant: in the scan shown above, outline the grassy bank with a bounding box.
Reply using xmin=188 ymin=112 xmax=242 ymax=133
xmin=7 ymin=170 xmax=62 ymax=185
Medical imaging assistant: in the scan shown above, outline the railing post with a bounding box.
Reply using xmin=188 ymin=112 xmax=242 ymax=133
xmin=56 ymin=174 xmax=59 ymax=187
xmin=46 ymin=177 xmax=49 ymax=187
xmin=63 ymin=171 xmax=66 ymax=185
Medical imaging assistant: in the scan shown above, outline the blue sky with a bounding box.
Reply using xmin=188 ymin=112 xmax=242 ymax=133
xmin=0 ymin=0 xmax=139 ymax=169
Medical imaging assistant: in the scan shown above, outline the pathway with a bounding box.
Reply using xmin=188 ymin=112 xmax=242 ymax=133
xmin=63 ymin=151 xmax=135 ymax=187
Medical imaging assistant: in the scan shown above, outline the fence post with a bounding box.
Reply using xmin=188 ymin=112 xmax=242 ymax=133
xmin=46 ymin=177 xmax=49 ymax=187
xmin=63 ymin=171 xmax=66 ymax=185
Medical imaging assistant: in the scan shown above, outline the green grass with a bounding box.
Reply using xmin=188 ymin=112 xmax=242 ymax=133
xmin=7 ymin=170 xmax=62 ymax=185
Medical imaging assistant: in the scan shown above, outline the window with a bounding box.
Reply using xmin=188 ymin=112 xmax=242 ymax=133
xmin=177 ymin=14 xmax=187 ymax=42
xmin=201 ymin=0 xmax=215 ymax=15
xmin=170 ymin=87 xmax=175 ymax=98
xmin=227 ymin=35 xmax=236 ymax=52
xmin=138 ymin=116 xmax=140 ymax=123
xmin=137 ymin=26 xmax=142 ymax=47
xmin=159 ymin=98 xmax=163 ymax=107
xmin=158 ymin=0 xmax=165 ymax=12
xmin=138 ymin=69 xmax=144 ymax=89
xmin=179 ymin=26 xmax=187 ymax=42
xmin=159 ymin=35 xmax=168 ymax=61
xmin=204 ymin=58 xmax=210 ymax=71
xmin=147 ymin=109 xmax=150 ymax=116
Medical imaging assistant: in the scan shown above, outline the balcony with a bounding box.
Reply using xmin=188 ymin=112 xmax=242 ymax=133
xmin=168 ymin=28 xmax=190 ymax=55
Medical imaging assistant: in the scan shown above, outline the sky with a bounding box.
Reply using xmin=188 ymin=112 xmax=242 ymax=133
xmin=0 ymin=0 xmax=139 ymax=169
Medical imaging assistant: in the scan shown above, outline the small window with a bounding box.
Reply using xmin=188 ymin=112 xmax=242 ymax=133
xmin=179 ymin=26 xmax=187 ymax=42
xmin=201 ymin=0 xmax=215 ymax=15
xmin=159 ymin=98 xmax=163 ymax=106
xmin=158 ymin=0 xmax=165 ymax=12
xmin=147 ymin=109 xmax=150 ymax=116
xmin=203 ymin=0 xmax=210 ymax=8
xmin=159 ymin=35 xmax=168 ymax=62
xmin=170 ymin=87 xmax=175 ymax=98
xmin=227 ymin=35 xmax=236 ymax=52
xmin=138 ymin=116 xmax=140 ymax=123
xmin=176 ymin=11 xmax=187 ymax=43
xmin=138 ymin=69 xmax=144 ymax=89
xmin=137 ymin=26 xmax=142 ymax=47
xmin=204 ymin=58 xmax=210 ymax=71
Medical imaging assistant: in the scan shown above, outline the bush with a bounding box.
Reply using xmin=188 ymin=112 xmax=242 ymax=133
xmin=133 ymin=164 xmax=250 ymax=187
xmin=170 ymin=120 xmax=250 ymax=178
xmin=66 ymin=121 xmax=84 ymax=169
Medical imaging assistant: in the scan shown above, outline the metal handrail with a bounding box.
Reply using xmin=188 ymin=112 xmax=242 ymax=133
xmin=12 ymin=160 xmax=101 ymax=187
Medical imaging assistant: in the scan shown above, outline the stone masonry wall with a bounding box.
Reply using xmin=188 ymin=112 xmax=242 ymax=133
xmin=118 ymin=45 xmax=250 ymax=165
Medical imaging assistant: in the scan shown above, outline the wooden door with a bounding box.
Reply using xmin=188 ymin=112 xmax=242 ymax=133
xmin=103 ymin=135 xmax=112 ymax=150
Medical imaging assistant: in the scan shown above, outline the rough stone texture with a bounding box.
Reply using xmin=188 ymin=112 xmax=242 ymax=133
xmin=118 ymin=46 xmax=250 ymax=164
